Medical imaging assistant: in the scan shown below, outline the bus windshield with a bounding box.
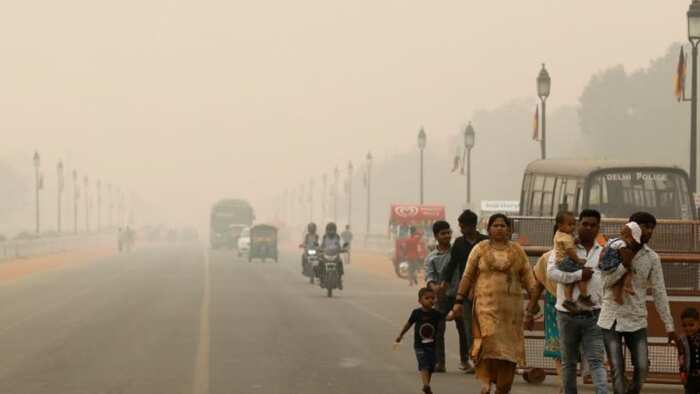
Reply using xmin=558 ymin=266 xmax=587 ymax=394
xmin=587 ymin=169 xmax=693 ymax=220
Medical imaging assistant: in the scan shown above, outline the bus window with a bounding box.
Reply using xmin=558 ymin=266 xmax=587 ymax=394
xmin=530 ymin=175 xmax=545 ymax=216
xmin=587 ymin=170 xmax=693 ymax=219
xmin=521 ymin=174 xmax=532 ymax=213
xmin=541 ymin=176 xmax=556 ymax=216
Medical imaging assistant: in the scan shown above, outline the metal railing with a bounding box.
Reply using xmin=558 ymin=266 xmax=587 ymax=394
xmin=512 ymin=216 xmax=700 ymax=253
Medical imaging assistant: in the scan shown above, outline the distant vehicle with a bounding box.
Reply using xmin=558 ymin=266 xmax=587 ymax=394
xmin=520 ymin=159 xmax=695 ymax=220
xmin=210 ymin=199 xmax=255 ymax=249
xmin=248 ymin=224 xmax=278 ymax=262
xmin=166 ymin=229 xmax=178 ymax=243
xmin=14 ymin=232 xmax=36 ymax=241
xmin=388 ymin=204 xmax=445 ymax=278
xmin=181 ymin=227 xmax=199 ymax=242
xmin=237 ymin=227 xmax=250 ymax=257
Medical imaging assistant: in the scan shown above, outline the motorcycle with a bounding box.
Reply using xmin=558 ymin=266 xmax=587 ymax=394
xmin=301 ymin=246 xmax=319 ymax=284
xmin=319 ymin=245 xmax=345 ymax=298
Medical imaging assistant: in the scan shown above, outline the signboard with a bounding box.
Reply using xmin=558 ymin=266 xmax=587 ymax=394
xmin=389 ymin=204 xmax=446 ymax=225
xmin=480 ymin=200 xmax=520 ymax=213
xmin=604 ymin=172 xmax=668 ymax=182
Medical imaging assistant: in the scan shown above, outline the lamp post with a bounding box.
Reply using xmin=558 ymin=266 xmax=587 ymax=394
xmin=322 ymin=173 xmax=328 ymax=223
xmin=33 ymin=151 xmax=41 ymax=235
xmin=309 ymin=178 xmax=314 ymax=222
xmin=333 ymin=166 xmax=340 ymax=222
xmin=84 ymin=176 xmax=89 ymax=232
xmin=107 ymin=183 xmax=113 ymax=228
xmin=464 ymin=122 xmax=476 ymax=207
xmin=97 ymin=179 xmax=102 ymax=232
xmin=347 ymin=161 xmax=353 ymax=228
xmin=57 ymin=161 xmax=64 ymax=233
xmin=537 ymin=63 xmax=551 ymax=160
xmin=73 ymin=170 xmax=79 ymax=234
xmin=417 ymin=127 xmax=426 ymax=204
xmin=365 ymin=152 xmax=373 ymax=238
xmin=688 ymin=0 xmax=700 ymax=193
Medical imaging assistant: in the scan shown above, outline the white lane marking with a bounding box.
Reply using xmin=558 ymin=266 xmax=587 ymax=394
xmin=192 ymin=249 xmax=211 ymax=394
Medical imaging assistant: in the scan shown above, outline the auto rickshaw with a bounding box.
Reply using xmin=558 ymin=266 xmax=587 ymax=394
xmin=248 ymin=224 xmax=278 ymax=262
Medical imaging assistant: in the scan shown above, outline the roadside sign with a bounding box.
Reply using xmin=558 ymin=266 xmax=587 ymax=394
xmin=480 ymin=200 xmax=520 ymax=213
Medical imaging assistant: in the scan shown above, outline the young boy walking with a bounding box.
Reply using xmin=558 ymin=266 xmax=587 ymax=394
xmin=679 ymin=307 xmax=700 ymax=394
xmin=424 ymin=220 xmax=467 ymax=372
xmin=396 ymin=287 xmax=444 ymax=394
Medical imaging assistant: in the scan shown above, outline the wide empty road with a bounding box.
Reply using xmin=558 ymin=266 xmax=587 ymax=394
xmin=0 ymin=243 xmax=678 ymax=394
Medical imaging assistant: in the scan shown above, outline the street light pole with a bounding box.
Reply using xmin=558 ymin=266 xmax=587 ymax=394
xmin=688 ymin=0 xmax=700 ymax=193
xmin=57 ymin=161 xmax=64 ymax=234
xmin=33 ymin=151 xmax=41 ymax=235
xmin=347 ymin=161 xmax=353 ymax=228
xmin=309 ymin=178 xmax=314 ymax=223
xmin=365 ymin=152 xmax=373 ymax=238
xmin=97 ymin=179 xmax=102 ymax=232
xmin=333 ymin=166 xmax=340 ymax=222
xmin=73 ymin=170 xmax=78 ymax=234
xmin=537 ymin=64 xmax=551 ymax=160
xmin=464 ymin=123 xmax=476 ymax=207
xmin=322 ymin=173 xmax=328 ymax=223
xmin=417 ymin=127 xmax=426 ymax=204
xmin=84 ymin=176 xmax=89 ymax=233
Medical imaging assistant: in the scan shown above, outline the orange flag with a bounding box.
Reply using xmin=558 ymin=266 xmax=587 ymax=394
xmin=676 ymin=47 xmax=687 ymax=102
xmin=532 ymin=105 xmax=540 ymax=141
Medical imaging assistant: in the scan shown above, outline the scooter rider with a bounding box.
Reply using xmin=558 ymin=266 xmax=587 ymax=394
xmin=301 ymin=223 xmax=320 ymax=271
xmin=320 ymin=222 xmax=345 ymax=289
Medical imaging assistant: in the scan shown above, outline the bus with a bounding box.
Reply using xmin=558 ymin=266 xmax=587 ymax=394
xmin=210 ymin=199 xmax=255 ymax=249
xmin=519 ymin=159 xmax=695 ymax=220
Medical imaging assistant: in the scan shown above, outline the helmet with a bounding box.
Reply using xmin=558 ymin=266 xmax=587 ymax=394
xmin=307 ymin=223 xmax=317 ymax=233
xmin=326 ymin=222 xmax=337 ymax=233
xmin=399 ymin=261 xmax=410 ymax=277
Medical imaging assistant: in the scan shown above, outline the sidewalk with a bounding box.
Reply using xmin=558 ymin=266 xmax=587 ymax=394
xmin=0 ymin=248 xmax=114 ymax=283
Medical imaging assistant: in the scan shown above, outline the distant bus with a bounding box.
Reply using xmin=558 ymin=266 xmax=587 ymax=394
xmin=210 ymin=199 xmax=255 ymax=249
xmin=519 ymin=160 xmax=695 ymax=220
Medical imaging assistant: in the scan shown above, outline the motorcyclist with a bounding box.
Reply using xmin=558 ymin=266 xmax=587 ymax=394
xmin=301 ymin=223 xmax=320 ymax=272
xmin=319 ymin=222 xmax=345 ymax=289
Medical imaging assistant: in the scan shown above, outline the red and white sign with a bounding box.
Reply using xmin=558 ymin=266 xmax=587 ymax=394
xmin=389 ymin=204 xmax=446 ymax=225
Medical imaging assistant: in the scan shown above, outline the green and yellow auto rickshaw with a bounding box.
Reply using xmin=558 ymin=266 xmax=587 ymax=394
xmin=248 ymin=224 xmax=278 ymax=262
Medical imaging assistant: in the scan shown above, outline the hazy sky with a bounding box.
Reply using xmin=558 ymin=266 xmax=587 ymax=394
xmin=0 ymin=1 xmax=690 ymax=225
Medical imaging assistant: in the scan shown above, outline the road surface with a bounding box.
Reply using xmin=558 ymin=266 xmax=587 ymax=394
xmin=0 ymin=243 xmax=679 ymax=394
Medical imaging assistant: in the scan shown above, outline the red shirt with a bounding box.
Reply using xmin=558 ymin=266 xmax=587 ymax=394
xmin=404 ymin=235 xmax=423 ymax=261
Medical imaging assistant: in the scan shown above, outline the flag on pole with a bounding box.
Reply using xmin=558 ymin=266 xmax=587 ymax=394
xmin=532 ymin=104 xmax=540 ymax=141
xmin=676 ymin=46 xmax=687 ymax=102
xmin=450 ymin=154 xmax=460 ymax=173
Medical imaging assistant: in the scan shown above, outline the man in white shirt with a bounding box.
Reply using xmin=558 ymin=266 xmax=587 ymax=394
xmin=547 ymin=209 xmax=608 ymax=394
xmin=598 ymin=212 xmax=677 ymax=394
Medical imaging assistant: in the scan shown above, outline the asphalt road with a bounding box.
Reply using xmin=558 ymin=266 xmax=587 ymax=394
xmin=0 ymin=244 xmax=680 ymax=394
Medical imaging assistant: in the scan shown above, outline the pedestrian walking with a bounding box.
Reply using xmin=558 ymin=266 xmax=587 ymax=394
xmin=341 ymin=225 xmax=353 ymax=264
xmin=547 ymin=209 xmax=608 ymax=394
xmin=598 ymin=211 xmax=678 ymax=394
xmin=439 ymin=209 xmax=487 ymax=373
xmin=678 ymin=307 xmax=700 ymax=394
xmin=395 ymin=287 xmax=445 ymax=394
xmin=424 ymin=220 xmax=466 ymax=372
xmin=451 ymin=213 xmax=537 ymax=394
xmin=526 ymin=249 xmax=563 ymax=393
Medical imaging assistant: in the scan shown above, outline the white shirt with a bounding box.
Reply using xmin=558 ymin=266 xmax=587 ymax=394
xmin=597 ymin=245 xmax=674 ymax=333
xmin=547 ymin=242 xmax=604 ymax=313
